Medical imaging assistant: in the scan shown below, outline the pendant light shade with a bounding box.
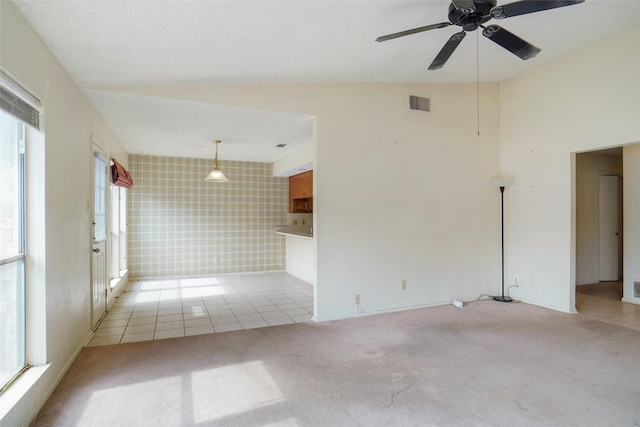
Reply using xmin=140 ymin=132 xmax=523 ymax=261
xmin=205 ymin=139 xmax=228 ymax=182
xmin=205 ymin=168 xmax=228 ymax=182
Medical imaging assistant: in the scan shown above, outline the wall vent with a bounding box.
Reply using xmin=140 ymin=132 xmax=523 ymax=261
xmin=634 ymin=281 xmax=640 ymax=298
xmin=409 ymin=95 xmax=430 ymax=112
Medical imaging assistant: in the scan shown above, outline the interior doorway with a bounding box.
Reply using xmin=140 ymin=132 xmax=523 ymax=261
xmin=598 ymin=175 xmax=622 ymax=281
xmin=575 ymin=148 xmax=623 ymax=306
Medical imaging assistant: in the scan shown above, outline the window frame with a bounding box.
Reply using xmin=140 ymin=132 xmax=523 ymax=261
xmin=110 ymin=184 xmax=128 ymax=285
xmin=0 ymin=70 xmax=44 ymax=398
xmin=0 ymin=110 xmax=27 ymax=395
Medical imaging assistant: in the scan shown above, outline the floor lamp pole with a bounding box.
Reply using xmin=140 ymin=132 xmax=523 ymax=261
xmin=493 ymin=184 xmax=512 ymax=303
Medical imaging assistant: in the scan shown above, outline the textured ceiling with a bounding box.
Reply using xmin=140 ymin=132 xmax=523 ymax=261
xmin=85 ymin=90 xmax=314 ymax=162
xmin=13 ymin=0 xmax=640 ymax=162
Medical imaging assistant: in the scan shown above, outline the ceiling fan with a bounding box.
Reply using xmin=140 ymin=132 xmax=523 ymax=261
xmin=376 ymin=0 xmax=585 ymax=70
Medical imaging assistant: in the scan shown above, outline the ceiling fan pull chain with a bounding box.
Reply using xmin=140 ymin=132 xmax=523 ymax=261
xmin=476 ymin=29 xmax=480 ymax=136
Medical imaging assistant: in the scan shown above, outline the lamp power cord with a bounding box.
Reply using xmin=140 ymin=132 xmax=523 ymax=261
xmin=475 ymin=281 xmax=521 ymax=303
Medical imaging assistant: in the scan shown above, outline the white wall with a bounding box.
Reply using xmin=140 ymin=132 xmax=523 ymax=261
xmin=111 ymin=81 xmax=502 ymax=321
xmin=285 ymin=236 xmax=315 ymax=285
xmin=273 ymin=141 xmax=314 ymax=177
xmin=1 ymin=2 xmax=129 ymax=425
xmin=575 ymin=152 xmax=622 ymax=285
xmin=623 ymin=144 xmax=640 ymax=304
xmin=500 ymin=26 xmax=640 ymax=312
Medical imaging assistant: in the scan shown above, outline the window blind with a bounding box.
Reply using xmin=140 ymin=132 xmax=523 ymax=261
xmin=94 ymin=154 xmax=107 ymax=242
xmin=0 ymin=70 xmax=41 ymax=130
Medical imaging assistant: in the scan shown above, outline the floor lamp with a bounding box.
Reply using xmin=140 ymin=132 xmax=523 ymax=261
xmin=491 ymin=178 xmax=514 ymax=303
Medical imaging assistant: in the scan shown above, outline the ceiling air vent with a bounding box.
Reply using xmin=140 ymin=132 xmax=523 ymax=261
xmin=409 ymin=95 xmax=430 ymax=112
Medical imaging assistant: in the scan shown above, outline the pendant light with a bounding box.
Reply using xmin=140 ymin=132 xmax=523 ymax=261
xmin=205 ymin=139 xmax=229 ymax=182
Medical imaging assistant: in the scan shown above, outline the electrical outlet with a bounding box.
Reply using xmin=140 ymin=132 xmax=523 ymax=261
xmin=292 ymin=219 xmax=298 ymax=225
xmin=529 ymin=275 xmax=535 ymax=286
xmin=514 ymin=276 xmax=519 ymax=286
xmin=401 ymin=280 xmax=407 ymax=290
xmin=354 ymin=294 xmax=360 ymax=305
xmin=302 ymin=219 xmax=306 ymax=225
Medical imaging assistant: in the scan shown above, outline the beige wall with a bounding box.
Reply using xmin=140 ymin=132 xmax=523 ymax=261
xmin=112 ymin=82 xmax=503 ymax=321
xmin=1 ymin=2 xmax=129 ymax=425
xmin=623 ymin=144 xmax=640 ymax=303
xmin=128 ymin=155 xmax=287 ymax=278
xmin=500 ymin=26 xmax=640 ymax=312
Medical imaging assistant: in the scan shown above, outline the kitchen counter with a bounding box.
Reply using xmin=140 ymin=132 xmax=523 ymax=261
xmin=274 ymin=226 xmax=313 ymax=239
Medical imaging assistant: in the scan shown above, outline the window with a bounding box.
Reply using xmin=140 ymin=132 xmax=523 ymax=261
xmin=110 ymin=185 xmax=128 ymax=284
xmin=0 ymin=108 xmax=26 ymax=393
xmin=0 ymin=71 xmax=41 ymax=395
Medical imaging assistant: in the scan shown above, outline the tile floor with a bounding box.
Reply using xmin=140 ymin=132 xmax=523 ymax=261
xmin=88 ymin=272 xmax=313 ymax=347
xmin=89 ymin=278 xmax=638 ymax=347
xmin=576 ymin=281 xmax=640 ymax=331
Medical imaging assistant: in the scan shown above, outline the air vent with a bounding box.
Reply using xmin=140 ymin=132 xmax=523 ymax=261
xmin=409 ymin=95 xmax=430 ymax=112
xmin=276 ymin=144 xmax=287 ymax=148
xmin=634 ymin=281 xmax=640 ymax=298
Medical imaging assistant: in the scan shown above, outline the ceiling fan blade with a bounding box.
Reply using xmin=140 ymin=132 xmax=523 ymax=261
xmin=451 ymin=0 xmax=478 ymax=13
xmin=428 ymin=31 xmax=466 ymax=70
xmin=376 ymin=22 xmax=451 ymax=42
xmin=491 ymin=0 xmax=585 ymax=19
xmin=482 ymin=25 xmax=540 ymax=60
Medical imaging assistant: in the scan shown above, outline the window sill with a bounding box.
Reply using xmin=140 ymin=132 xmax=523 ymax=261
xmin=110 ymin=269 xmax=128 ymax=289
xmin=0 ymin=364 xmax=50 ymax=422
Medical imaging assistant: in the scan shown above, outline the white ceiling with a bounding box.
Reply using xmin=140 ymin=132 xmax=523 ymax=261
xmin=85 ymin=89 xmax=315 ymax=161
xmin=13 ymin=0 xmax=640 ymax=162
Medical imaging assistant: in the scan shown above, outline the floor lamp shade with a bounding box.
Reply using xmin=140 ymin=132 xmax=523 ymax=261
xmin=491 ymin=178 xmax=514 ymax=189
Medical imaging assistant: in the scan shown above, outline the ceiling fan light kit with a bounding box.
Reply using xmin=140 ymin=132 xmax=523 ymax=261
xmin=376 ymin=0 xmax=585 ymax=70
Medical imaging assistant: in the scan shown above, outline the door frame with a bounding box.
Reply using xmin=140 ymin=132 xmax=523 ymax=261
xmin=573 ymin=147 xmax=624 ymax=312
xmin=91 ymin=139 xmax=109 ymax=329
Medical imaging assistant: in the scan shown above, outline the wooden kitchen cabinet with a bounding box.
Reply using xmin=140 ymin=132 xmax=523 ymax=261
xmin=289 ymin=170 xmax=313 ymax=212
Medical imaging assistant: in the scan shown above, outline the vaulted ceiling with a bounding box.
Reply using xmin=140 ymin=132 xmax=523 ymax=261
xmin=13 ymin=0 xmax=640 ymax=162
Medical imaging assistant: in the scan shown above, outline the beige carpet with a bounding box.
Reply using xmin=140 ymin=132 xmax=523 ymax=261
xmin=33 ymin=300 xmax=640 ymax=426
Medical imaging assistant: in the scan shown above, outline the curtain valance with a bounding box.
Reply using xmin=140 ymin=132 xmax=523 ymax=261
xmin=111 ymin=158 xmax=134 ymax=189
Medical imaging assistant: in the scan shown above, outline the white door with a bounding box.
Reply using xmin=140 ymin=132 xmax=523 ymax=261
xmin=92 ymin=148 xmax=108 ymax=328
xmin=598 ymin=175 xmax=621 ymax=281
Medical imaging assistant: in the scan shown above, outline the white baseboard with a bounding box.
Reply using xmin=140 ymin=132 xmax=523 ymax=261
xmin=314 ymin=300 xmax=452 ymax=323
xmin=20 ymin=330 xmax=94 ymax=427
xmin=516 ymin=297 xmax=574 ymax=314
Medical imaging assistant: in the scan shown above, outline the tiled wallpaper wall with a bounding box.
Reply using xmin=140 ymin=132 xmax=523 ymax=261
xmin=127 ymin=155 xmax=288 ymax=278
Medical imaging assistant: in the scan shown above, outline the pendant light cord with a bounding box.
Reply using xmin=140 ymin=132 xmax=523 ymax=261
xmin=214 ymin=139 xmax=221 ymax=169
